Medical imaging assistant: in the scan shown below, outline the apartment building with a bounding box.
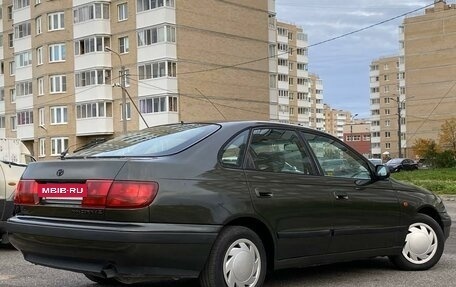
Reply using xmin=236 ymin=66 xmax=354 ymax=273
xmin=1 ymin=0 xmax=273 ymax=159
xmin=369 ymin=56 xmax=404 ymax=159
xmin=270 ymin=21 xmax=319 ymax=127
xmin=402 ymin=0 xmax=456 ymax=155
xmin=323 ymin=104 xmax=351 ymax=140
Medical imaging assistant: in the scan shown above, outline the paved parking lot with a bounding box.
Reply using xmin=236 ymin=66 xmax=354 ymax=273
xmin=1 ymin=200 xmax=455 ymax=287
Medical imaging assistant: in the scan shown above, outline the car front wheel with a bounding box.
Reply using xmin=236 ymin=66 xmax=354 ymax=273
xmin=200 ymin=226 xmax=267 ymax=287
xmin=390 ymin=214 xmax=444 ymax=270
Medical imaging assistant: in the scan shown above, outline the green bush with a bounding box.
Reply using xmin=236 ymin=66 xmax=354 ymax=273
xmin=434 ymin=150 xmax=456 ymax=168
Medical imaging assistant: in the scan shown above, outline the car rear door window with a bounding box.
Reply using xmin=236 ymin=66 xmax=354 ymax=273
xmin=220 ymin=130 xmax=249 ymax=169
xmin=247 ymin=128 xmax=315 ymax=175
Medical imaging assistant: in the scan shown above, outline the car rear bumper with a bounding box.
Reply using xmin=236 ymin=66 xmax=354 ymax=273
xmin=7 ymin=216 xmax=221 ymax=279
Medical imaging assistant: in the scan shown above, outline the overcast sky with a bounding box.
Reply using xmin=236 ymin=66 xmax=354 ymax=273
xmin=276 ymin=0 xmax=445 ymax=118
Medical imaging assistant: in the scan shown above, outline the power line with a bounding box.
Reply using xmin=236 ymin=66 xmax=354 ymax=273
xmin=176 ymin=1 xmax=441 ymax=76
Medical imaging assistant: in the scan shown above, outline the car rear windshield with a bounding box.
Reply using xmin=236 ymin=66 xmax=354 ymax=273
xmin=70 ymin=123 xmax=220 ymax=157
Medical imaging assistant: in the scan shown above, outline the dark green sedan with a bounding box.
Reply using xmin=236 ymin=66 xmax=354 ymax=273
xmin=7 ymin=122 xmax=451 ymax=287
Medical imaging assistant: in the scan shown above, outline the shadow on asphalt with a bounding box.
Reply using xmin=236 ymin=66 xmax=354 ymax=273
xmin=82 ymin=257 xmax=395 ymax=287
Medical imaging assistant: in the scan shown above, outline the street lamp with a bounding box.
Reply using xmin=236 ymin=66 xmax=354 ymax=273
xmin=350 ymin=113 xmax=359 ymax=139
xmin=105 ymin=46 xmax=127 ymax=134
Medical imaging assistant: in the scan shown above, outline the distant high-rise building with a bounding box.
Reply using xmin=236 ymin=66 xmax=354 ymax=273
xmin=270 ymin=21 xmax=323 ymax=129
xmin=0 ymin=0 xmax=272 ymax=159
xmin=369 ymin=56 xmax=403 ymax=159
xmin=324 ymin=104 xmax=351 ymax=140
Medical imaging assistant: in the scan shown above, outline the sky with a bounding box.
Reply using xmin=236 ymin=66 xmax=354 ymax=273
xmin=275 ymin=0 xmax=445 ymax=118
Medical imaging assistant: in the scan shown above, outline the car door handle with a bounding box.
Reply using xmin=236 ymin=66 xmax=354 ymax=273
xmin=254 ymin=188 xmax=273 ymax=198
xmin=334 ymin=192 xmax=349 ymax=200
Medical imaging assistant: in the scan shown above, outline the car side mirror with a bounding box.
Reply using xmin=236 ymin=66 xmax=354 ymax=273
xmin=375 ymin=165 xmax=390 ymax=180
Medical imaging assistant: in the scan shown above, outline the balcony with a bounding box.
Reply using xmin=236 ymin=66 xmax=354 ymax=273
xmin=75 ymin=52 xmax=112 ymax=71
xmin=75 ymin=85 xmax=113 ymax=103
xmin=76 ymin=118 xmax=114 ymax=136
xmin=13 ymin=36 xmax=31 ymax=53
xmin=16 ymin=95 xmax=33 ymax=110
xmin=13 ymin=6 xmax=30 ymax=24
xmin=137 ymin=78 xmax=178 ymax=97
xmin=139 ymin=112 xmax=179 ymax=130
xmin=16 ymin=124 xmax=34 ymax=140
xmin=138 ymin=43 xmax=177 ymax=63
xmin=74 ymin=19 xmax=111 ymax=39
xmin=136 ymin=7 xmax=176 ymax=29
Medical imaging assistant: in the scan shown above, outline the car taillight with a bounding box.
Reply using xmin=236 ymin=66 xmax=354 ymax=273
xmin=14 ymin=180 xmax=39 ymax=205
xmin=82 ymin=180 xmax=159 ymax=209
xmin=15 ymin=179 xmax=159 ymax=209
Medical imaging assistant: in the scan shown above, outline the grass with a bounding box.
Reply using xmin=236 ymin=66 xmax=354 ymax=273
xmin=391 ymin=168 xmax=456 ymax=195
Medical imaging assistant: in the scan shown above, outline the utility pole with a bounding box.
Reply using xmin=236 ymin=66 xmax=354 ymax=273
xmin=396 ymin=95 xmax=402 ymax=158
xmin=105 ymin=46 xmax=127 ymax=134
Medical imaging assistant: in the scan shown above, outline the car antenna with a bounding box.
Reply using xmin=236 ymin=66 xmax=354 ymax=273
xmin=195 ymin=88 xmax=227 ymax=120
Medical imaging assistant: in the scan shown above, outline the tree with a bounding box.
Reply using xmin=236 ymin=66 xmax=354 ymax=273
xmin=439 ymin=118 xmax=456 ymax=153
xmin=413 ymin=138 xmax=438 ymax=159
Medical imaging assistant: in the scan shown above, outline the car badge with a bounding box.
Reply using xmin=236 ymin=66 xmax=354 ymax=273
xmin=56 ymin=169 xmax=64 ymax=176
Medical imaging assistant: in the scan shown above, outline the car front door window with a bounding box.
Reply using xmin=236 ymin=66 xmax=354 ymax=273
xmin=303 ymin=132 xmax=371 ymax=179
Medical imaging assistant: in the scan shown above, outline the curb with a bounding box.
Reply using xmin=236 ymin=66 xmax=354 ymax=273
xmin=441 ymin=195 xmax=456 ymax=201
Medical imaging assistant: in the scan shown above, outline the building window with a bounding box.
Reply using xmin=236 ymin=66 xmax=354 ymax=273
xmin=16 ymin=81 xmax=33 ymax=97
xmin=17 ymin=110 xmax=33 ymax=126
xmin=75 ymin=69 xmax=111 ymax=87
xmin=0 ymin=116 xmax=5 ymax=129
xmin=269 ymin=74 xmax=277 ymax=89
xmin=36 ymin=46 xmax=43 ymax=65
xmin=10 ymin=116 xmax=16 ymax=131
xmin=14 ymin=21 xmax=32 ymax=39
xmin=13 ymin=0 xmax=30 ymax=9
xmin=385 ymin=120 xmax=391 ymax=127
xmin=120 ymin=102 xmax=131 ymax=120
xmin=74 ymin=36 xmax=110 ymax=55
xmin=8 ymin=33 xmax=14 ymax=48
xmin=50 ymin=75 xmax=67 ymax=93
xmin=9 ymin=61 xmax=15 ymax=75
xmin=138 ymin=61 xmax=176 ymax=80
xmin=15 ymin=51 xmax=32 ymax=68
xmin=51 ymin=137 xmax=68 ymax=156
xmin=48 ymin=12 xmax=65 ymax=31
xmin=73 ymin=3 xmax=110 ymax=24
xmin=37 ymin=77 xmax=44 ymax=95
xmin=385 ymin=131 xmax=391 ymax=138
xmin=49 ymin=44 xmax=66 ymax=62
xmin=119 ymin=36 xmax=129 ymax=53
xmin=35 ymin=0 xmax=41 ymax=5
xmin=38 ymin=107 xmax=45 ymax=126
xmin=385 ymin=143 xmax=391 ymax=149
xmin=137 ymin=25 xmax=176 ymax=46
xmin=50 ymin=106 xmax=68 ymax=124
xmin=385 ymin=109 xmax=390 ymax=115
xmin=137 ymin=0 xmax=175 ymax=12
xmin=118 ymin=3 xmax=128 ymax=21
xmin=39 ymin=138 xmax=45 ymax=157
xmin=76 ymin=101 xmax=112 ymax=119
xmin=139 ymin=96 xmax=177 ymax=114
xmin=10 ymin=89 xmax=16 ymax=102
xmin=0 ymin=89 xmax=4 ymax=101
xmin=7 ymin=6 xmax=13 ymax=20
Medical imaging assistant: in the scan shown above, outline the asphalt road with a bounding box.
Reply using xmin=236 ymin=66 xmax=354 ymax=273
xmin=1 ymin=200 xmax=455 ymax=287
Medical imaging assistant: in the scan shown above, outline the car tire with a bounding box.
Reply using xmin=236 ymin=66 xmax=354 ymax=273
xmin=199 ymin=226 xmax=267 ymax=287
xmin=390 ymin=214 xmax=444 ymax=271
xmin=84 ymin=274 xmax=120 ymax=285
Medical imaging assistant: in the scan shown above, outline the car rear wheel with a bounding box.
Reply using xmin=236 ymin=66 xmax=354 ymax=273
xmin=200 ymin=226 xmax=267 ymax=287
xmin=84 ymin=274 xmax=120 ymax=285
xmin=390 ymin=214 xmax=444 ymax=270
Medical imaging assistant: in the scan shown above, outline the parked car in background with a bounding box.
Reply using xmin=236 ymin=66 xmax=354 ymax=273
xmin=7 ymin=122 xmax=451 ymax=287
xmin=368 ymin=158 xmax=383 ymax=166
xmin=0 ymin=138 xmax=33 ymax=244
xmin=386 ymin=158 xmax=419 ymax=172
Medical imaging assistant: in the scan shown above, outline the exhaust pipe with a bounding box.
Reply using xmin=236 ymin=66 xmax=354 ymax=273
xmin=101 ymin=266 xmax=117 ymax=279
